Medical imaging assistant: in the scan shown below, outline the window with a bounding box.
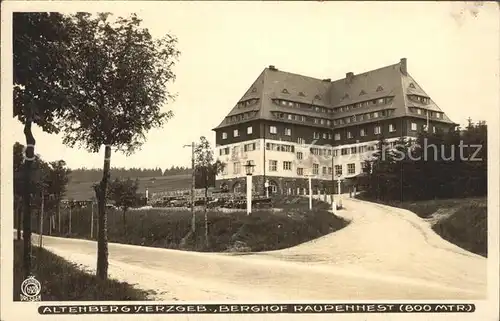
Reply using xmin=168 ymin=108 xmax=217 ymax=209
xmin=347 ymin=163 xmax=355 ymax=174
xmin=411 ymin=122 xmax=417 ymax=131
xmin=222 ymin=132 xmax=227 ymax=139
xmin=328 ymin=167 xmax=333 ymax=175
xmin=299 ymin=92 xmax=305 ymax=97
xmin=360 ymin=128 xmax=366 ymax=136
xmin=285 ymin=128 xmax=292 ymax=136
xmin=373 ymin=112 xmax=379 ymax=118
xmin=322 ymin=133 xmax=327 ymax=139
xmin=351 ymin=147 xmax=357 ymax=154
xmin=297 ymin=137 xmax=305 ymax=145
xmin=376 ymin=85 xmax=384 ymax=92
xmin=282 ymin=89 xmax=289 ymax=94
xmin=283 ymin=161 xmax=292 ymax=171
xmin=320 ymin=119 xmax=325 ymax=125
xmin=270 ymin=126 xmax=277 ymax=134
xmin=409 ymin=83 xmax=415 ymax=89
xmin=334 ymin=133 xmax=341 ymax=141
xmin=313 ymin=132 xmax=320 ymax=139
xmin=374 ymin=126 xmax=381 ymax=135
xmin=233 ymin=129 xmax=239 ymax=137
xmin=335 ymin=165 xmax=342 ymax=176
xmin=233 ymin=162 xmax=241 ymax=174
xmin=287 ymin=114 xmax=293 ymax=120
xmin=341 ymin=148 xmax=349 ymax=155
xmin=328 ymin=133 xmax=332 ymax=140
xmin=313 ymin=164 xmax=319 ymax=175
xmin=244 ymin=143 xmax=256 ymax=152
xmin=359 ymin=90 xmax=366 ymax=95
xmin=322 ymin=167 xmax=327 ymax=175
xmin=433 ymin=126 xmax=437 ymax=133
xmin=296 ymin=152 xmax=303 ymax=160
xmin=247 ymin=126 xmax=253 ymax=134
xmin=436 ymin=113 xmax=441 ymax=119
xmin=269 ymin=160 xmax=277 ymax=172
xmin=347 ymin=131 xmax=353 ymax=139
xmin=389 ymin=124 xmax=396 ymax=132
xmin=222 ymin=164 xmax=228 ymax=175
xmin=417 ymin=109 xmax=422 ymax=115
xmin=297 ymin=168 xmax=304 ymax=176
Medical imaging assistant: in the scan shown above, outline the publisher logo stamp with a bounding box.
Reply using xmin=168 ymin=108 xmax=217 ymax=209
xmin=20 ymin=275 xmax=41 ymax=301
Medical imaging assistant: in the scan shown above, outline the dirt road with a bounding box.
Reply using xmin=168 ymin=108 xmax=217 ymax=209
xmin=29 ymin=197 xmax=486 ymax=300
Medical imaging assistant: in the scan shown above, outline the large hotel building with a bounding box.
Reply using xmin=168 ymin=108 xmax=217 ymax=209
xmin=212 ymin=58 xmax=456 ymax=195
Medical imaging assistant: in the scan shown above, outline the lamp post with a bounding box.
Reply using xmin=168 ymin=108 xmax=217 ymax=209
xmin=264 ymin=180 xmax=269 ymax=198
xmin=304 ymin=173 xmax=315 ymax=210
xmin=336 ymin=174 xmax=343 ymax=209
xmin=243 ymin=161 xmax=255 ymax=215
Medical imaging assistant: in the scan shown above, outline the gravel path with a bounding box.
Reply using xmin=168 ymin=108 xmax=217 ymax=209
xmin=29 ymin=197 xmax=486 ymax=301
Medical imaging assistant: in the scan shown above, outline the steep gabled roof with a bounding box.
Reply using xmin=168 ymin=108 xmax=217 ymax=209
xmin=213 ymin=69 xmax=266 ymax=130
xmin=401 ymin=73 xmax=454 ymax=123
xmin=258 ymin=67 xmax=332 ymax=121
xmin=213 ymin=59 xmax=455 ymax=130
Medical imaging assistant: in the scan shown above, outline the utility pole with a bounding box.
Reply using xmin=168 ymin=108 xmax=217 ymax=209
xmin=184 ymin=142 xmax=196 ymax=233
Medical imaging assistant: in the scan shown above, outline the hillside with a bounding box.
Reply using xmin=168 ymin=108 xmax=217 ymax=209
xmin=66 ymin=174 xmax=192 ymax=200
xmin=357 ymin=195 xmax=487 ymax=257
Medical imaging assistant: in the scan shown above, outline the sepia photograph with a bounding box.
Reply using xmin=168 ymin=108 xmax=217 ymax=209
xmin=1 ymin=1 xmax=499 ymax=320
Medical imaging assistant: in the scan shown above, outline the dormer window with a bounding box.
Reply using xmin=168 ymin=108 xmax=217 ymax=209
xmin=282 ymin=89 xmax=289 ymax=94
xmin=299 ymin=92 xmax=305 ymax=97
xmin=251 ymin=87 xmax=257 ymax=93
xmin=359 ymin=90 xmax=366 ymax=96
xmin=376 ymin=86 xmax=384 ymax=92
xmin=409 ymin=83 xmax=416 ymax=89
xmin=314 ymin=94 xmax=321 ymax=100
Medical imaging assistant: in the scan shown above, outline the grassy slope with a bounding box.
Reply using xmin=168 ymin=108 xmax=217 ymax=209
xmin=13 ymin=240 xmax=152 ymax=301
xmin=357 ymin=194 xmax=487 ymax=257
xmin=47 ymin=196 xmax=348 ymax=252
xmin=67 ymin=174 xmax=192 ymax=200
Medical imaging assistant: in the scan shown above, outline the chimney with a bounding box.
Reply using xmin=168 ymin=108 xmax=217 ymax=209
xmin=269 ymin=65 xmax=277 ymax=71
xmin=400 ymin=58 xmax=407 ymax=75
xmin=345 ymin=72 xmax=354 ymax=84
xmin=322 ymin=78 xmax=331 ymax=82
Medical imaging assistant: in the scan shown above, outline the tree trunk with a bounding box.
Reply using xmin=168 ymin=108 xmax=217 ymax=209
xmin=204 ymin=169 xmax=209 ymax=248
xmin=23 ymin=120 xmax=35 ymax=278
xmin=95 ymin=145 xmax=111 ymax=280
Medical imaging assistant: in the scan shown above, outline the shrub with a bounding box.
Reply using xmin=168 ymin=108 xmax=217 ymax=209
xmin=48 ymin=197 xmax=348 ymax=253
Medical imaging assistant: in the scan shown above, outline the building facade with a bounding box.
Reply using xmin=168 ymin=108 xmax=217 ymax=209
xmin=212 ymin=58 xmax=456 ymax=195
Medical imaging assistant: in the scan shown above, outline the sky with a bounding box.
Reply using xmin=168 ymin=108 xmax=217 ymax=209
xmin=5 ymin=1 xmax=500 ymax=171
